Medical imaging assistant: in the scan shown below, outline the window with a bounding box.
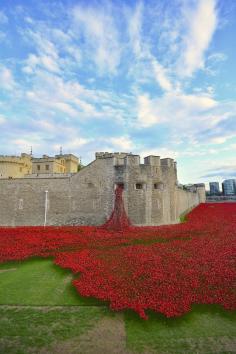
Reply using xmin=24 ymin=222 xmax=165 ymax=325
xmin=154 ymin=182 xmax=164 ymax=190
xmin=45 ymin=165 xmax=49 ymax=171
xmin=135 ymin=183 xmax=143 ymax=190
xmin=37 ymin=165 xmax=40 ymax=171
xmin=19 ymin=167 xmax=22 ymax=172
xmin=18 ymin=199 xmax=23 ymax=210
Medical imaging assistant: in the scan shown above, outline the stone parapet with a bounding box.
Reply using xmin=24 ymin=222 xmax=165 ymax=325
xmin=144 ymin=155 xmax=160 ymax=166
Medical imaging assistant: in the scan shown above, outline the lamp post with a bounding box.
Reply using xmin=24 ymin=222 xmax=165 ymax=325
xmin=44 ymin=190 xmax=48 ymax=227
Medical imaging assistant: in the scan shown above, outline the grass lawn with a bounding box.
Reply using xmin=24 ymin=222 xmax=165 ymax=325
xmin=0 ymin=258 xmax=235 ymax=353
xmin=125 ymin=306 xmax=236 ymax=353
xmin=0 ymin=306 xmax=110 ymax=354
xmin=0 ymin=258 xmax=100 ymax=306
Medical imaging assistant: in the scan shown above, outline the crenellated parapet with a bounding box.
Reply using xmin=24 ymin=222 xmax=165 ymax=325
xmin=144 ymin=155 xmax=160 ymax=166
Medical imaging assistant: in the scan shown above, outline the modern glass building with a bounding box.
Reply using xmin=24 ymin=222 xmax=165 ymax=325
xmin=209 ymin=182 xmax=220 ymax=195
xmin=222 ymin=179 xmax=236 ymax=196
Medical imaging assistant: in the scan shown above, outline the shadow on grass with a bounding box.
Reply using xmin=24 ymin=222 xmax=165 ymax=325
xmin=124 ymin=303 xmax=236 ymax=324
xmin=124 ymin=304 xmax=236 ymax=353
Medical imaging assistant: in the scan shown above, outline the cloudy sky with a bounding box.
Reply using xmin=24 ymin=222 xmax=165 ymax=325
xmin=0 ymin=0 xmax=235 ymax=186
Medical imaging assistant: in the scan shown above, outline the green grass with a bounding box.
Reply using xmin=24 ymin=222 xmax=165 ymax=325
xmin=0 ymin=258 xmax=100 ymax=306
xmin=179 ymin=206 xmax=195 ymax=223
xmin=0 ymin=258 xmax=235 ymax=353
xmin=179 ymin=211 xmax=188 ymax=223
xmin=125 ymin=305 xmax=236 ymax=353
xmin=0 ymin=306 xmax=108 ymax=354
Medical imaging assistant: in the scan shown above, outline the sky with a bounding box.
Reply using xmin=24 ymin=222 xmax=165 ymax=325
xmin=0 ymin=0 xmax=235 ymax=187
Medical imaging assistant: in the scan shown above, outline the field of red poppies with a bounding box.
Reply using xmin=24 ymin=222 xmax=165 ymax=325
xmin=0 ymin=199 xmax=235 ymax=319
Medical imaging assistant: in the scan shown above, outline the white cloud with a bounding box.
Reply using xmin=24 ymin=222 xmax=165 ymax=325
xmin=151 ymin=59 xmax=173 ymax=91
xmin=25 ymin=71 xmax=92 ymax=118
xmin=23 ymin=68 xmax=133 ymax=125
xmin=178 ymin=0 xmax=218 ymax=76
xmin=26 ymin=90 xmax=78 ymax=117
xmin=23 ymin=53 xmax=60 ymax=73
xmin=139 ymin=148 xmax=178 ymax=160
xmin=66 ymin=46 xmax=81 ymax=62
xmin=72 ymin=4 xmax=122 ymax=74
xmin=209 ymin=135 xmax=235 ymax=145
xmin=207 ymin=52 xmax=227 ymax=63
xmin=10 ymin=138 xmax=41 ymax=152
xmin=137 ymin=91 xmax=217 ymax=128
xmin=110 ymin=136 xmax=134 ymax=150
xmin=127 ymin=2 xmax=143 ymax=57
xmin=0 ymin=114 xmax=6 ymax=124
xmin=53 ymin=137 xmax=89 ymax=152
xmin=35 ymin=119 xmax=55 ymax=132
xmin=0 ymin=66 xmax=16 ymax=91
xmin=26 ymin=30 xmax=58 ymax=59
xmin=137 ymin=94 xmax=161 ymax=127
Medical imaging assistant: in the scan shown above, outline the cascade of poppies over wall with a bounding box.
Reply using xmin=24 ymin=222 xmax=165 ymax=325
xmin=102 ymin=184 xmax=131 ymax=230
xmin=0 ymin=203 xmax=235 ymax=319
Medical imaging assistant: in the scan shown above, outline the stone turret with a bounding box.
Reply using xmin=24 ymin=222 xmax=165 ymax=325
xmin=144 ymin=155 xmax=160 ymax=166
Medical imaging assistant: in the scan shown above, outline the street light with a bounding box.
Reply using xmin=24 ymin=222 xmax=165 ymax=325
xmin=44 ymin=190 xmax=48 ymax=227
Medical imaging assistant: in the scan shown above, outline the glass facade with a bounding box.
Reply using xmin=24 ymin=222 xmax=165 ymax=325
xmin=222 ymin=179 xmax=236 ymax=196
xmin=209 ymin=182 xmax=220 ymax=195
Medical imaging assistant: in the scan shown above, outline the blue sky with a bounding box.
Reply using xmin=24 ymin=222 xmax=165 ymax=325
xmin=0 ymin=0 xmax=235 ymax=186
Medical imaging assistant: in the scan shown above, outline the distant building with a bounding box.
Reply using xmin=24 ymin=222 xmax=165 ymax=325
xmin=209 ymin=182 xmax=220 ymax=195
xmin=222 ymin=179 xmax=236 ymax=196
xmin=32 ymin=154 xmax=79 ymax=174
xmin=55 ymin=154 xmax=79 ymax=173
xmin=0 ymin=153 xmax=32 ymax=178
xmin=0 ymin=152 xmax=80 ymax=178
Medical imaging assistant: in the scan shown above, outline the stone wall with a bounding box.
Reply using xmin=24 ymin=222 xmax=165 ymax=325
xmin=175 ymin=188 xmax=201 ymax=218
xmin=0 ymin=177 xmax=69 ymax=226
xmin=0 ymin=153 xmax=205 ymax=227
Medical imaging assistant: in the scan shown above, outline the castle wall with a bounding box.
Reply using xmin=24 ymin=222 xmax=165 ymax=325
xmin=175 ymin=188 xmax=200 ymax=218
xmin=0 ymin=177 xmax=70 ymax=226
xmin=65 ymin=157 xmax=115 ymax=225
xmin=0 ymin=153 xmax=205 ymax=227
xmin=0 ymin=157 xmax=116 ymax=226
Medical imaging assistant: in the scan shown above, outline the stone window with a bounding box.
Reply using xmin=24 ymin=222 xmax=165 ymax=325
xmin=135 ymin=183 xmax=143 ymax=190
xmin=154 ymin=182 xmax=164 ymax=190
xmin=45 ymin=165 xmax=49 ymax=171
xmin=19 ymin=167 xmax=22 ymax=172
xmin=18 ymin=199 xmax=23 ymax=210
xmin=37 ymin=165 xmax=40 ymax=171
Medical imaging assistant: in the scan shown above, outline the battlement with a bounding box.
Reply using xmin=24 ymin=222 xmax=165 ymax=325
xmin=55 ymin=154 xmax=79 ymax=163
xmin=0 ymin=153 xmax=31 ymax=163
xmin=144 ymin=155 xmax=160 ymax=166
xmin=95 ymin=152 xmax=129 ymax=159
xmin=95 ymin=152 xmax=178 ymax=174
xmin=161 ymin=158 xmax=175 ymax=168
